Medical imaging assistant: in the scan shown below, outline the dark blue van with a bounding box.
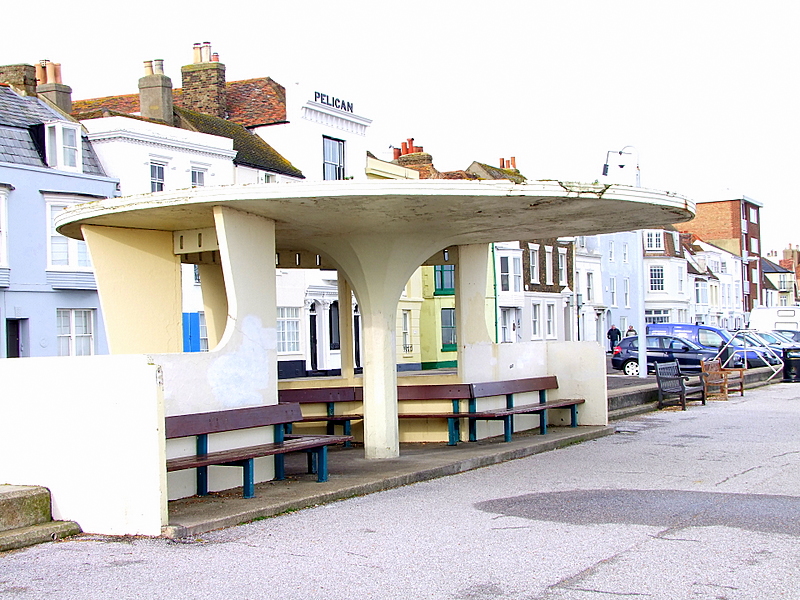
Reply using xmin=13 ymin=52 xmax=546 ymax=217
xmin=646 ymin=323 xmax=780 ymax=368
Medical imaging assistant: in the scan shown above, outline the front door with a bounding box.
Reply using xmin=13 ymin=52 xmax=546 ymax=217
xmin=5 ymin=319 xmax=23 ymax=358
xmin=309 ymin=311 xmax=318 ymax=371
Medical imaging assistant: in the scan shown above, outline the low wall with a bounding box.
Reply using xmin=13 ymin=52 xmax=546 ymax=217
xmin=0 ymin=355 xmax=166 ymax=535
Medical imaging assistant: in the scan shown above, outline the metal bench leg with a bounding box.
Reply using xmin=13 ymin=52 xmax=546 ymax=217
xmin=468 ymin=398 xmax=477 ymax=442
xmin=196 ymin=466 xmax=208 ymax=496
xmin=570 ymin=404 xmax=578 ymax=427
xmin=447 ymin=417 xmax=459 ymax=446
xmin=503 ymin=415 xmax=512 ymax=442
xmin=274 ymin=454 xmax=286 ymax=480
xmin=307 ymin=450 xmax=317 ymax=474
xmin=343 ymin=419 xmax=352 ymax=448
xmin=316 ymin=446 xmax=329 ymax=482
xmin=242 ymin=459 xmax=255 ymax=499
xmin=539 ymin=410 xmax=548 ymax=435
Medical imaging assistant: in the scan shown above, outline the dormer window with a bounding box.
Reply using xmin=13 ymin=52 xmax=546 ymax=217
xmin=45 ymin=121 xmax=82 ymax=172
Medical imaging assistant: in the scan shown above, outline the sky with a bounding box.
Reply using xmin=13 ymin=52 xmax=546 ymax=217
xmin=4 ymin=0 xmax=799 ymax=254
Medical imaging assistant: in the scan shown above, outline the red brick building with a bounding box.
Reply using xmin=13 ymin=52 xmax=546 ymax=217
xmin=675 ymin=196 xmax=763 ymax=312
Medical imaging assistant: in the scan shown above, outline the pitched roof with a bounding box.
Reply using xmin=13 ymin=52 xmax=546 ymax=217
xmin=467 ymin=161 xmax=527 ymax=183
xmin=0 ymin=85 xmax=106 ymax=176
xmin=174 ymin=107 xmax=302 ymax=178
xmin=72 ymin=77 xmax=287 ymax=128
xmin=761 ymin=257 xmax=793 ymax=274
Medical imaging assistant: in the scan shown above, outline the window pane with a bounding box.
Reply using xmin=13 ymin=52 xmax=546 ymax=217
xmin=51 ymin=236 xmax=69 ymax=265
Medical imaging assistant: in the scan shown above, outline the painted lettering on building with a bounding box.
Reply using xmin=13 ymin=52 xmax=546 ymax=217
xmin=314 ymin=92 xmax=354 ymax=113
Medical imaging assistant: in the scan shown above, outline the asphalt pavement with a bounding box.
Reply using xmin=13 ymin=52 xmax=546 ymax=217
xmin=3 ymin=382 xmax=800 ymax=599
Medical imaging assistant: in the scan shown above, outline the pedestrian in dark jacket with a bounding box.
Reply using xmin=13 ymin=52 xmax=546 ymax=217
xmin=606 ymin=325 xmax=622 ymax=352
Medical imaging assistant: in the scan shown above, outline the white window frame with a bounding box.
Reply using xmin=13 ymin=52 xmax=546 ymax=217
xmin=624 ymin=277 xmax=631 ymax=308
xmin=277 ymin=307 xmax=300 ymax=353
xmin=499 ymin=255 xmax=510 ymax=292
xmin=191 ymin=167 xmax=206 ymax=188
xmin=529 ymin=246 xmax=540 ymax=284
xmin=610 ymin=277 xmax=617 ymax=306
xmin=0 ymin=187 xmax=7 ymax=267
xmin=546 ymin=303 xmax=556 ymax=338
xmin=622 ymin=242 xmax=629 ymax=263
xmin=650 ymin=265 xmax=665 ymax=291
xmin=500 ymin=307 xmax=513 ymax=343
xmin=586 ymin=272 xmax=594 ymax=302
xmin=198 ymin=311 xmax=209 ymax=352
xmin=150 ymin=160 xmax=167 ymax=192
xmin=749 ymin=206 xmax=758 ymax=224
xmin=558 ymin=248 xmax=567 ymax=285
xmin=750 ymin=237 xmax=759 ymax=254
xmin=57 ymin=308 xmax=95 ymax=356
xmin=45 ymin=121 xmax=82 ymax=173
xmin=678 ymin=266 xmax=684 ymax=293
xmin=608 ymin=241 xmax=615 ymax=262
xmin=45 ymin=196 xmax=92 ymax=271
xmin=402 ymin=309 xmax=411 ymax=353
xmin=531 ymin=302 xmax=541 ymax=339
xmin=512 ymin=256 xmax=522 ymax=292
xmin=545 ymin=247 xmax=554 ymax=285
xmin=645 ymin=230 xmax=664 ymax=250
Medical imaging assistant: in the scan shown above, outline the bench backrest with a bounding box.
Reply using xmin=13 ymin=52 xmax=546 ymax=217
xmin=279 ymin=386 xmax=362 ymax=404
xmin=701 ymin=359 xmax=722 ymax=374
xmin=470 ymin=376 xmax=558 ymax=399
xmin=655 ymin=361 xmax=684 ymax=393
xmin=397 ymin=384 xmax=472 ymax=401
xmin=165 ymin=403 xmax=303 ymax=439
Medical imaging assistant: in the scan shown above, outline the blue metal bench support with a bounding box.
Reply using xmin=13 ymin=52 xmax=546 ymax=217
xmin=539 ymin=389 xmax=548 ymax=435
xmin=506 ymin=393 xmax=515 ymax=440
xmin=315 ymin=445 xmax=329 ymax=482
xmin=196 ymin=434 xmax=209 ymax=496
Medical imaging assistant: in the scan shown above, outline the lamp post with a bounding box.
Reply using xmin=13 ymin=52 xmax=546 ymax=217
xmin=602 ymin=146 xmax=641 ymax=187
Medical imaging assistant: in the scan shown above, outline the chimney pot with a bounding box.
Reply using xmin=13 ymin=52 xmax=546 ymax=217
xmin=143 ymin=60 xmax=154 ymax=76
xmin=401 ymin=142 xmax=408 ymax=154
xmin=193 ymin=43 xmax=202 ymax=64
xmin=153 ymin=59 xmax=164 ymax=75
xmin=45 ymin=61 xmax=57 ymax=85
xmin=510 ymin=156 xmax=517 ymax=169
xmin=201 ymin=42 xmax=212 ymax=62
xmin=211 ymin=53 xmax=220 ymax=62
xmin=35 ymin=63 xmax=46 ymax=85
xmin=500 ymin=158 xmax=505 ymax=169
xmin=393 ymin=147 xmax=401 ymax=160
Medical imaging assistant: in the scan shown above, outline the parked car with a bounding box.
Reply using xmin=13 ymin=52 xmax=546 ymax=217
xmin=774 ymin=329 xmax=800 ymax=343
xmin=611 ymin=335 xmax=743 ymax=376
xmin=646 ymin=323 xmax=781 ymax=368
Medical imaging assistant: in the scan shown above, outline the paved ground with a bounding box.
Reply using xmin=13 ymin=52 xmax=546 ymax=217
xmin=3 ymin=383 xmax=800 ymax=599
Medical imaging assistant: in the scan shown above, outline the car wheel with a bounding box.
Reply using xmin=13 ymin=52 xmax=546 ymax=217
xmin=622 ymin=360 xmax=640 ymax=376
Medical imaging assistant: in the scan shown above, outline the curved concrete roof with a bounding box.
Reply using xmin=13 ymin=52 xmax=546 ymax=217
xmin=56 ymin=180 xmax=694 ymax=247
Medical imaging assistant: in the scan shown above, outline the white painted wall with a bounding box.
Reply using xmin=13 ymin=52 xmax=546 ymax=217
xmin=253 ymin=82 xmax=373 ymax=182
xmin=82 ymin=116 xmax=237 ymax=195
xmin=0 ymin=355 xmax=166 ymax=535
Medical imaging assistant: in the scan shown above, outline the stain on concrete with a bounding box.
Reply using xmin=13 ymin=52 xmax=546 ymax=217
xmin=476 ymin=489 xmax=800 ymax=536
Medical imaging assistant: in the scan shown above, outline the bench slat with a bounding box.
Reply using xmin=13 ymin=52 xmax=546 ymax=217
xmin=166 ymin=434 xmax=352 ymax=471
xmin=279 ymin=387 xmax=362 ymax=404
xmin=166 ymin=404 xmax=303 ymax=439
xmin=470 ymin=376 xmax=559 ymax=398
xmin=397 ymin=384 xmax=472 ymax=400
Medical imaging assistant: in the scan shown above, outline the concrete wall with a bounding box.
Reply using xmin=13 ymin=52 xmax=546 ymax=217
xmin=0 ymin=354 xmax=166 ymax=535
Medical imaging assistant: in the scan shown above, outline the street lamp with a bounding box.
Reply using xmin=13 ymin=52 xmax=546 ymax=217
xmin=602 ymin=146 xmax=641 ymax=187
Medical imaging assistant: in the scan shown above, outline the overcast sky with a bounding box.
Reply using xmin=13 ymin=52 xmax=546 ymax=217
xmin=5 ymin=0 xmax=799 ymax=254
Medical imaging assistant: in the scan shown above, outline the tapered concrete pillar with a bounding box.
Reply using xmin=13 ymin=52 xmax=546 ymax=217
xmin=82 ymin=225 xmax=182 ymax=354
xmin=198 ymin=263 xmax=226 ymax=350
xmin=456 ymin=244 xmax=495 ymax=346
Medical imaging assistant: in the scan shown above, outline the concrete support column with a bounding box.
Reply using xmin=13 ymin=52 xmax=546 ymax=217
xmin=82 ymin=225 xmax=182 ymax=354
xmin=198 ymin=263 xmax=226 ymax=350
xmin=318 ymin=300 xmax=332 ymax=371
xmin=338 ymin=275 xmax=355 ymax=380
xmin=455 ymin=243 xmax=495 ymax=347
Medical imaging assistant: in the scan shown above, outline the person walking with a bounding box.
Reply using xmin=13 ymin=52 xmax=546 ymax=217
xmin=625 ymin=325 xmax=637 ymax=337
xmin=606 ymin=324 xmax=622 ymax=352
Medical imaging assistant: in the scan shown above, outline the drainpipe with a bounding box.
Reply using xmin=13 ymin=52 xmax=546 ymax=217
xmin=491 ymin=242 xmax=499 ymax=343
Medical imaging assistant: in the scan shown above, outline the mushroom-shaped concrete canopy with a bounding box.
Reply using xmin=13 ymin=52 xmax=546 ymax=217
xmin=56 ymin=180 xmax=694 ymax=459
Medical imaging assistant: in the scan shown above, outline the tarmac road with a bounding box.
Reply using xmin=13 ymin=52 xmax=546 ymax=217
xmin=3 ymin=383 xmax=800 ymax=599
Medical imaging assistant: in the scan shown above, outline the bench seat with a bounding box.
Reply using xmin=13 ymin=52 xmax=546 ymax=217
xmin=655 ymin=361 xmax=706 ymax=410
xmin=166 ymin=404 xmax=352 ymax=498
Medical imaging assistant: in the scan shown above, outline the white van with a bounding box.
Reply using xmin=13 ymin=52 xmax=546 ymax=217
xmin=748 ymin=307 xmax=800 ymax=332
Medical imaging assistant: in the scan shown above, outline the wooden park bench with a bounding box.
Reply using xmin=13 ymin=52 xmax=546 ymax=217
xmin=278 ymin=386 xmax=363 ymax=446
xmin=165 ymin=403 xmax=353 ymax=498
xmin=701 ymin=358 xmax=745 ymax=401
xmin=655 ymin=361 xmax=706 ymax=410
xmin=398 ymin=376 xmax=585 ymax=445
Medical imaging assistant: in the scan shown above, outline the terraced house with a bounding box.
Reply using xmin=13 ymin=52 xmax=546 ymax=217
xmin=0 ymin=65 xmax=117 ymax=358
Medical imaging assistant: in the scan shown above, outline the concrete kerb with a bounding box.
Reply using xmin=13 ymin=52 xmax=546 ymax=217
xmin=163 ymin=425 xmax=613 ymax=538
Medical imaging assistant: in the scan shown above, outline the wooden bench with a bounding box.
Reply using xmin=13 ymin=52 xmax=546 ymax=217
xmin=655 ymin=361 xmax=706 ymax=410
xmin=701 ymin=359 xmax=745 ymax=401
xmin=165 ymin=403 xmax=353 ymax=498
xmin=398 ymin=376 xmax=585 ymax=445
xmin=278 ymin=387 xmax=363 ymax=446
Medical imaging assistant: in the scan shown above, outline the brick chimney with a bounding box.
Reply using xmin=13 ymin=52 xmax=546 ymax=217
xmin=35 ymin=60 xmax=72 ymax=113
xmin=139 ymin=59 xmax=174 ymax=125
xmin=180 ymin=42 xmax=227 ymax=118
xmin=0 ymin=64 xmax=38 ymax=96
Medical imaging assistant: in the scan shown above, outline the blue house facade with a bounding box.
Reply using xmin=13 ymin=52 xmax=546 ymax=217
xmin=598 ymin=231 xmax=645 ymax=337
xmin=0 ymin=79 xmax=117 ymax=358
